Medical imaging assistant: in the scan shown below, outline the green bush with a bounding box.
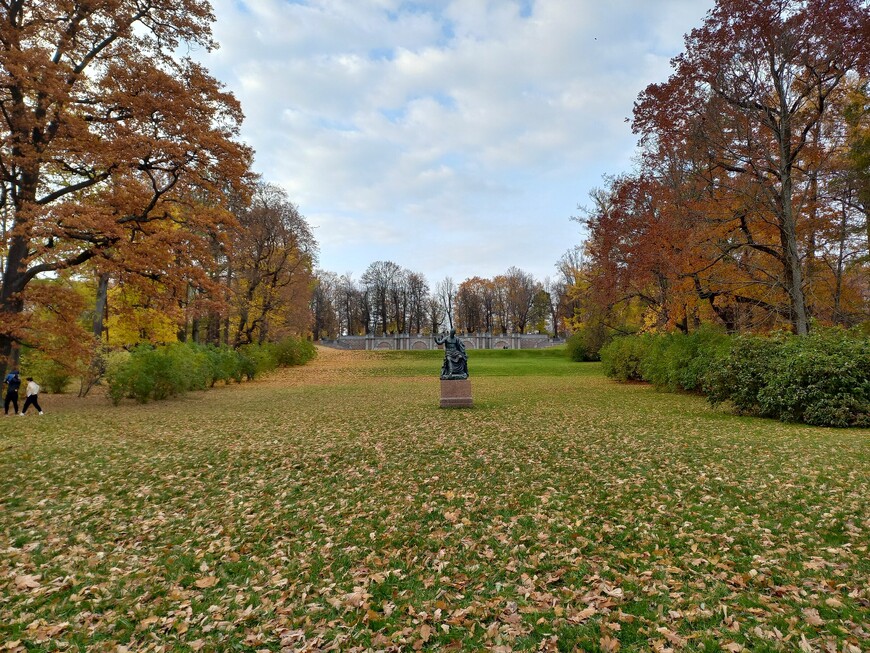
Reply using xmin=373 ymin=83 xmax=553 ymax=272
xmin=601 ymin=327 xmax=870 ymax=426
xmin=705 ymin=328 xmax=870 ymax=427
xmin=238 ymin=343 xmax=279 ymax=380
xmin=758 ymin=330 xmax=870 ymax=427
xmin=703 ymin=334 xmax=782 ymax=415
xmin=565 ymin=332 xmax=589 ymax=362
xmin=273 ymin=336 xmax=317 ymax=367
xmin=203 ymin=344 xmax=243 ymax=386
xmin=565 ymin=324 xmax=609 ymax=362
xmin=640 ymin=327 xmax=730 ymax=392
xmin=104 ymin=338 xmax=315 ymax=405
xmin=106 ymin=344 xmax=211 ymax=403
xmin=38 ymin=362 xmax=72 ymax=394
xmin=18 ymin=348 xmax=75 ymax=394
xmin=105 ymin=350 xmax=134 ymax=405
xmin=599 ymin=335 xmax=650 ymax=381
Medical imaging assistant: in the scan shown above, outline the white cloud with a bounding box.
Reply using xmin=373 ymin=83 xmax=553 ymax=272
xmin=201 ymin=0 xmax=716 ymax=282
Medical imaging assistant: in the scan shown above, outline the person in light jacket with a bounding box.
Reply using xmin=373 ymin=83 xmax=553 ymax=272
xmin=21 ymin=377 xmax=44 ymax=415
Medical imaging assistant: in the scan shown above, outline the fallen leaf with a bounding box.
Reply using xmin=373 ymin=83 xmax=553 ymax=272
xmin=802 ymin=608 xmax=824 ymax=627
xmin=14 ymin=575 xmax=41 ymax=591
xmin=194 ymin=576 xmax=218 ymax=589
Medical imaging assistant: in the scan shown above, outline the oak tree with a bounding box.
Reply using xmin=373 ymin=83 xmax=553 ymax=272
xmin=633 ymin=0 xmax=870 ymax=334
xmin=0 ymin=0 xmax=251 ymax=373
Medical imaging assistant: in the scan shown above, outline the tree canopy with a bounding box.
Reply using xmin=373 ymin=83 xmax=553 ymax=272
xmin=575 ymin=0 xmax=870 ymax=338
xmin=0 ymin=0 xmax=252 ymax=374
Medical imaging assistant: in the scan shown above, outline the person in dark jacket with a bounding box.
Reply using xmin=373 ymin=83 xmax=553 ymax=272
xmin=4 ymin=370 xmax=21 ymax=415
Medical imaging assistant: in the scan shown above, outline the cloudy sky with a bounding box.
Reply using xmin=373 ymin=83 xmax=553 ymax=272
xmin=198 ymin=0 xmax=715 ymax=285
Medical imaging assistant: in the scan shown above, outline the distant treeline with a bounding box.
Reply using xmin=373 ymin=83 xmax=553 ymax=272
xmin=312 ymin=256 xmax=584 ymax=340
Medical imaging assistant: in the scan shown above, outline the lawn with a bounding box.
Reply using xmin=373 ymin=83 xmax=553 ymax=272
xmin=1 ymin=347 xmax=868 ymax=652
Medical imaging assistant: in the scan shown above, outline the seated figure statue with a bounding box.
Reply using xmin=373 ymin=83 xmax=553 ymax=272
xmin=434 ymin=329 xmax=469 ymax=380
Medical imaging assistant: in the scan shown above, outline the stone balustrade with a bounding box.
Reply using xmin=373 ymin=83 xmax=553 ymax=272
xmin=319 ymin=332 xmax=564 ymax=351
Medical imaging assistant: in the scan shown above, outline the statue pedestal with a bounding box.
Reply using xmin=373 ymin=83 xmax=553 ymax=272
xmin=440 ymin=379 xmax=473 ymax=408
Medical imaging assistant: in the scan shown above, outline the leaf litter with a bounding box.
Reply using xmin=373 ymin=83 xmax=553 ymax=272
xmin=1 ymin=348 xmax=868 ymax=651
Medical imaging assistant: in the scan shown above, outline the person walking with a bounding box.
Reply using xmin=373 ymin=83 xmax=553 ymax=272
xmin=3 ymin=369 xmax=21 ymax=415
xmin=21 ymin=377 xmax=44 ymax=415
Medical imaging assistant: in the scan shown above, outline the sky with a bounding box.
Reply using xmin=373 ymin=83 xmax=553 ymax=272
xmin=197 ymin=0 xmax=716 ymax=285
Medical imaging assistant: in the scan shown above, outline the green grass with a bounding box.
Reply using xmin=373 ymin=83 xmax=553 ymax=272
xmin=1 ymin=348 xmax=868 ymax=652
xmin=371 ymin=347 xmax=583 ymax=377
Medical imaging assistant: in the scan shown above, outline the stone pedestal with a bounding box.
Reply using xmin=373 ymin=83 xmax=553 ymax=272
xmin=440 ymin=379 xmax=473 ymax=408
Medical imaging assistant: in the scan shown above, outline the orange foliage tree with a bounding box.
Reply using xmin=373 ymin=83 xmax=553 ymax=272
xmin=229 ymin=182 xmax=317 ymax=346
xmin=0 ymin=0 xmax=252 ymax=375
xmin=579 ymin=0 xmax=870 ymax=335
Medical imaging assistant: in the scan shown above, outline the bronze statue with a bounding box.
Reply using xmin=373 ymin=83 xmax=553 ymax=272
xmin=434 ymin=329 xmax=468 ymax=380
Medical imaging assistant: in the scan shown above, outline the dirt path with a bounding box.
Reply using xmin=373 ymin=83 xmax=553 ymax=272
xmin=255 ymin=345 xmax=382 ymax=387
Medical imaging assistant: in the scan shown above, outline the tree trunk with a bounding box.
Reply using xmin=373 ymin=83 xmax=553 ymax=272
xmin=93 ymin=272 xmax=110 ymax=340
xmin=833 ymin=205 xmax=848 ymax=325
xmin=0 ymin=224 xmax=30 ymax=377
xmin=778 ymin=111 xmax=810 ymax=336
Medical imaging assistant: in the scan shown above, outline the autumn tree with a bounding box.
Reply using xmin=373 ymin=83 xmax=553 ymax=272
xmin=540 ymin=277 xmax=565 ymax=337
xmin=405 ymin=271 xmax=430 ymax=334
xmin=503 ymin=266 xmax=539 ymax=334
xmin=427 ymin=292 xmax=445 ymax=335
xmin=340 ymin=275 xmax=370 ymax=336
xmin=311 ymin=270 xmax=340 ymax=340
xmin=388 ymin=267 xmax=410 ymax=334
xmin=434 ymin=276 xmax=457 ymax=331
xmin=454 ymin=276 xmax=497 ymax=334
xmin=528 ymin=288 xmax=552 ymax=334
xmin=0 ymin=0 xmax=251 ymax=374
xmin=456 ymin=277 xmax=484 ymax=333
xmin=361 ymin=261 xmax=403 ymax=335
xmin=841 ymin=80 xmax=870 ymax=254
xmin=633 ymin=0 xmax=870 ymax=335
xmin=230 ymin=183 xmax=316 ymax=346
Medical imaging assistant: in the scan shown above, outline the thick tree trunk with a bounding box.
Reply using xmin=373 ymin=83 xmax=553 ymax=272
xmin=93 ymin=272 xmax=110 ymax=340
xmin=778 ymin=114 xmax=810 ymax=336
xmin=207 ymin=311 xmax=221 ymax=345
xmin=0 ymin=227 xmax=30 ymax=377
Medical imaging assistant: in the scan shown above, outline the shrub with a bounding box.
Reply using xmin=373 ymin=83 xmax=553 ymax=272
xmin=705 ymin=328 xmax=869 ymax=427
xmin=238 ymin=343 xmax=279 ymax=380
xmin=106 ymin=344 xmax=204 ymax=403
xmin=104 ymin=338 xmax=316 ymax=405
xmin=18 ymin=348 xmax=76 ymax=393
xmin=600 ymin=335 xmax=650 ymax=381
xmin=126 ymin=345 xmax=189 ymax=401
xmin=641 ymin=327 xmax=730 ymax=392
xmin=757 ymin=330 xmax=870 ymax=427
xmin=38 ymin=361 xmax=72 ymax=394
xmin=704 ymin=334 xmax=784 ymax=415
xmin=565 ymin=331 xmax=590 ymax=362
xmin=203 ymin=344 xmax=243 ymax=386
xmin=105 ymin=350 xmax=134 ymax=405
xmin=273 ymin=336 xmax=317 ymax=367
xmin=565 ymin=324 xmax=609 ymax=361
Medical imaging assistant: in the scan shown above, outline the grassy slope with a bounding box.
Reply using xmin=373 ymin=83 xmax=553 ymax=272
xmin=0 ymin=348 xmax=867 ymax=652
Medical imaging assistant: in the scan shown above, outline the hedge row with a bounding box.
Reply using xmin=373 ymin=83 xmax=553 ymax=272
xmin=106 ymin=337 xmax=316 ymax=405
xmin=599 ymin=327 xmax=870 ymax=428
